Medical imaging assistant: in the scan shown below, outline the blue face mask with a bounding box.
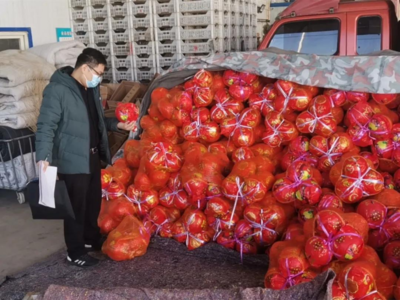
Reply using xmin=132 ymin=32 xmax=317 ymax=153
xmin=85 ymin=73 xmax=102 ymax=88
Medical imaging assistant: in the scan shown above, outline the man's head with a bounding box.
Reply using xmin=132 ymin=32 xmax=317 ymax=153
xmin=74 ymin=48 xmax=107 ymax=88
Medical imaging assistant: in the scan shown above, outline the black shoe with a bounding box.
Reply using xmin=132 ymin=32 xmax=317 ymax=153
xmin=67 ymin=254 xmax=99 ymax=267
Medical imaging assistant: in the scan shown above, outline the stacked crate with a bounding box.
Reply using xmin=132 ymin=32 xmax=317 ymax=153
xmin=176 ymin=0 xmax=230 ymax=58
xmin=70 ymin=0 xmax=257 ymax=83
xmin=110 ymin=0 xmax=134 ymax=82
xmin=132 ymin=0 xmax=157 ymax=81
xmin=153 ymin=0 xmax=178 ymax=73
xmin=70 ymin=0 xmax=91 ymax=46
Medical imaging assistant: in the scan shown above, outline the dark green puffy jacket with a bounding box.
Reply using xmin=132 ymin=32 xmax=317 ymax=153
xmin=36 ymin=67 xmax=119 ymax=174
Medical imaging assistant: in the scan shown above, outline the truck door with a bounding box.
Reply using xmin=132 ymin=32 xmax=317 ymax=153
xmin=346 ymin=11 xmax=389 ymax=55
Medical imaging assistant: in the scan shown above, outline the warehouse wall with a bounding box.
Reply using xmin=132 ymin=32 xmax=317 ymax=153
xmin=0 ymin=0 xmax=71 ymax=46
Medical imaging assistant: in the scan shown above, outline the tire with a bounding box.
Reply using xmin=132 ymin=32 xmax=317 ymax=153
xmin=17 ymin=192 xmax=25 ymax=204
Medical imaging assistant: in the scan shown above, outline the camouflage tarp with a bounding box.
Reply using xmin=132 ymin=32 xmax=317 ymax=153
xmin=135 ymin=49 xmax=400 ymax=137
xmin=166 ymin=49 xmax=400 ymax=94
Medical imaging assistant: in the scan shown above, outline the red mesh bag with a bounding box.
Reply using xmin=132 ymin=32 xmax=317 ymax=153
xmin=305 ymin=210 xmax=364 ymax=268
xmin=102 ymin=180 xmax=126 ymax=201
xmin=324 ymin=89 xmax=347 ymax=107
xmin=335 ymin=156 xmax=384 ymax=204
xmin=102 ymin=215 xmax=150 ymax=261
xmin=145 ymin=142 xmax=182 ymax=173
xmin=296 ymin=95 xmax=337 ymax=137
xmin=346 ymin=91 xmax=370 ymax=103
xmin=171 ymin=208 xmax=214 ymax=250
xmin=248 ymin=84 xmax=277 ymax=116
xmin=272 ymin=161 xmax=322 ymax=206
xmin=159 ymin=173 xmax=189 ymax=210
xmin=243 ymin=202 xmax=288 ymax=246
xmin=126 ymin=185 xmax=159 ymax=217
xmin=264 ymin=267 xmax=318 ymax=290
xmin=310 ymin=133 xmax=354 ymax=172
xmin=384 ymin=241 xmax=400 ymax=270
xmin=205 ymin=197 xmax=237 ymax=239
xmin=98 ymin=197 xmax=136 ymax=234
xmin=216 ymin=220 xmax=257 ymax=259
xmin=263 ymin=111 xmax=299 ymax=147
xmin=220 ymin=108 xmax=261 ymax=147
xmin=211 ymin=88 xmax=244 ymax=123
xmin=143 ymin=205 xmax=180 ymax=237
xmin=280 ymin=136 xmax=318 ymax=171
xmin=338 ymin=261 xmax=377 ymax=299
xmin=317 ymin=193 xmax=343 ymax=212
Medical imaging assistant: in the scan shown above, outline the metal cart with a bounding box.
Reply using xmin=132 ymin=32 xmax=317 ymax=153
xmin=0 ymin=133 xmax=37 ymax=204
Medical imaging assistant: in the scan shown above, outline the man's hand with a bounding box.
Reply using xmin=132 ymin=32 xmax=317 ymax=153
xmin=37 ymin=160 xmax=49 ymax=172
xmin=117 ymin=121 xmax=137 ymax=132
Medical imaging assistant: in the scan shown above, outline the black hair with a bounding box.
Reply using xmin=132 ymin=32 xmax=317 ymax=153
xmin=75 ymin=48 xmax=107 ymax=69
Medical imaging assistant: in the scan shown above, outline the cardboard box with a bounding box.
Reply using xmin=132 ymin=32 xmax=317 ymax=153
xmin=104 ymin=109 xmax=116 ymax=118
xmin=107 ymin=81 xmax=146 ymax=110
xmin=108 ymin=131 xmax=129 ymax=158
xmin=100 ymin=83 xmax=119 ymax=101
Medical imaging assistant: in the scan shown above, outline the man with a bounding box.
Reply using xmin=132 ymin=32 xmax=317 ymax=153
xmin=36 ymin=48 xmax=135 ymax=267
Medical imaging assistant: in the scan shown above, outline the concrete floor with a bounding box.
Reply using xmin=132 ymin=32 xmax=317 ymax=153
xmin=0 ymin=190 xmax=64 ymax=280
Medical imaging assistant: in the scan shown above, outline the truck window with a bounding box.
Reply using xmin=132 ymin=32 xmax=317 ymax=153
xmin=268 ymin=19 xmax=340 ymax=55
xmin=357 ymin=16 xmax=382 ymax=55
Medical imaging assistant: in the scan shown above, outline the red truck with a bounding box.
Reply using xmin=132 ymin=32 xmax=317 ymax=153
xmin=258 ymin=0 xmax=400 ymax=55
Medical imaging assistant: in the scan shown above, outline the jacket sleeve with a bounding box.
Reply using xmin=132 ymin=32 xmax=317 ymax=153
xmin=104 ymin=116 xmax=120 ymax=132
xmin=35 ymin=84 xmax=62 ymax=164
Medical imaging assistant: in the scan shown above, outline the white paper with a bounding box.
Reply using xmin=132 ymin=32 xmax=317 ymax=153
xmin=38 ymin=161 xmax=57 ymax=209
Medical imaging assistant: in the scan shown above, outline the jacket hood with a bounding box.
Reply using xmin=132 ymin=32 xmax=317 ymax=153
xmin=50 ymin=66 xmax=99 ymax=98
xmin=50 ymin=66 xmax=82 ymax=97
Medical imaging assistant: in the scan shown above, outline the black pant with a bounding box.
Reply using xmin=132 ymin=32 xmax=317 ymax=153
xmin=58 ymin=153 xmax=102 ymax=259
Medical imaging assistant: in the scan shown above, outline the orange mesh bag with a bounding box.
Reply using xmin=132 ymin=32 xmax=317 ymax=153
xmin=102 ymin=215 xmax=150 ymax=261
xmin=375 ymin=262 xmax=396 ymax=299
xmin=98 ymin=197 xmax=137 ymax=234
xmin=181 ymin=147 xmax=230 ymax=207
xmin=222 ymin=157 xmax=275 ymax=225
xmin=277 ymin=240 xmax=309 ymax=276
xmin=341 ymin=212 xmax=369 ymax=243
xmin=374 ymin=189 xmax=400 ymax=207
xmin=134 ymin=155 xmax=171 ymax=192
xmin=109 ymin=165 xmax=132 ymax=187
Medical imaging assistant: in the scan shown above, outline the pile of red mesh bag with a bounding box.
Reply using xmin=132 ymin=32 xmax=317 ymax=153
xmin=97 ymin=69 xmax=400 ymax=298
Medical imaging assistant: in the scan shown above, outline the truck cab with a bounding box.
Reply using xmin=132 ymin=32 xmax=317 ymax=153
xmin=258 ymin=0 xmax=400 ymax=55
